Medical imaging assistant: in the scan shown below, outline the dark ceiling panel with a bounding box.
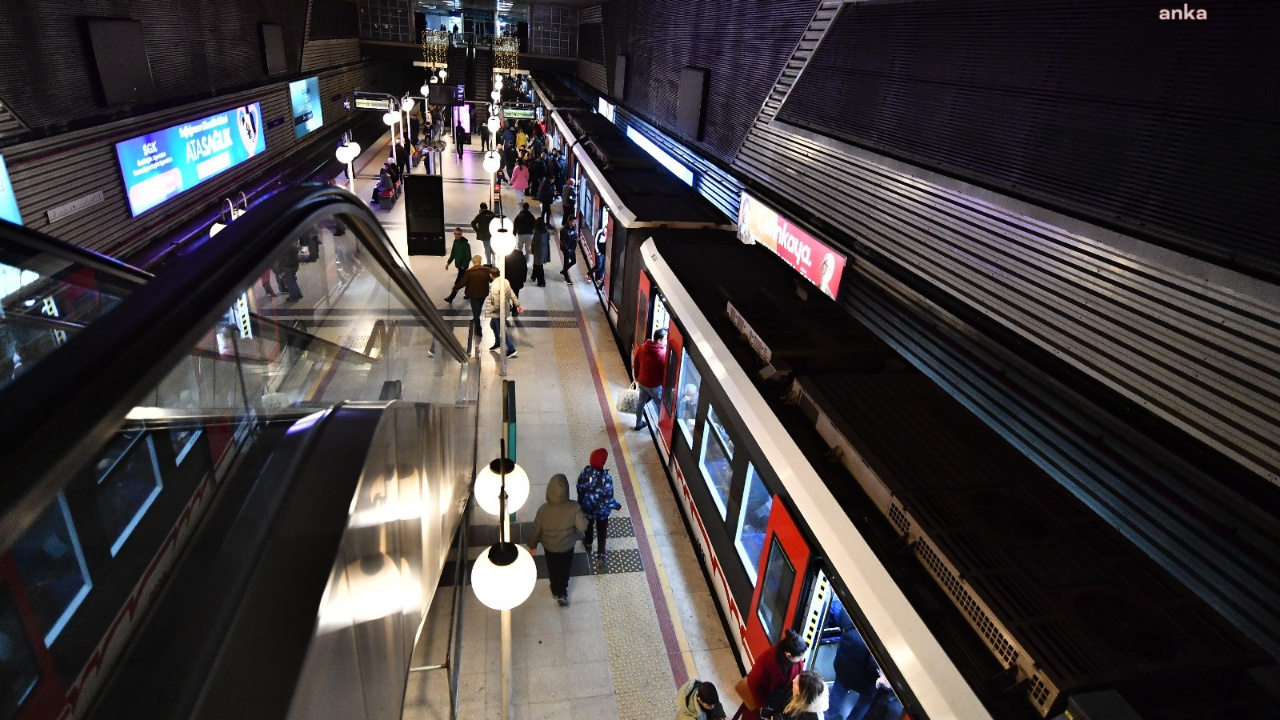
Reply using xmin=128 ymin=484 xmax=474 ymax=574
xmin=776 ymin=0 xmax=1280 ymax=279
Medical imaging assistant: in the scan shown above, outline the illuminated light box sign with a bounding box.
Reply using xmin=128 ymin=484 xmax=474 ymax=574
xmin=625 ymin=127 xmax=694 ymax=186
xmin=597 ymin=97 xmax=616 ymax=123
xmin=503 ymin=106 xmax=536 ymax=120
xmin=289 ymin=77 xmax=324 ymax=138
xmin=354 ymin=91 xmax=394 ymax=111
xmin=115 ymin=103 xmax=266 ymax=217
xmin=737 ymin=192 xmax=846 ymax=299
xmin=0 ymin=155 xmax=21 ymax=225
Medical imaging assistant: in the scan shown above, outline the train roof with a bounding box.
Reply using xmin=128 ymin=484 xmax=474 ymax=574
xmin=648 ymin=236 xmax=1270 ymax=717
xmin=529 ymin=75 xmax=591 ymax=110
xmin=559 ymin=111 xmax=728 ymax=226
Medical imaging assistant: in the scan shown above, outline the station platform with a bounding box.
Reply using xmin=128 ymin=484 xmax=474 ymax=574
xmin=336 ymin=129 xmax=744 ymax=719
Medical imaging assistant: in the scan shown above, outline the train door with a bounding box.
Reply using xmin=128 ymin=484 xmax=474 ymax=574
xmin=657 ymin=323 xmax=683 ymax=448
xmin=745 ymin=498 xmax=811 ymax=659
xmin=636 ymin=271 xmax=651 ymax=355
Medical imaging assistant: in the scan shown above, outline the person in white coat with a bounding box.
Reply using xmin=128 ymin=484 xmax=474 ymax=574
xmin=482 ymin=267 xmax=522 ymax=358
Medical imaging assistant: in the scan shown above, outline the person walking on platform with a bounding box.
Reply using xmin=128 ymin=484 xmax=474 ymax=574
xmin=510 ymin=160 xmax=530 ymax=201
xmin=576 ymin=448 xmax=622 ymax=557
xmin=559 ymin=215 xmax=579 ymax=283
xmin=537 ymin=175 xmax=555 ymax=224
xmin=471 ymin=202 xmax=496 ymax=264
xmin=272 ymin=240 xmax=303 ymax=302
xmin=442 ymin=228 xmax=471 ymax=304
xmin=528 ymin=473 xmax=587 ymax=606
xmin=483 ymin=267 xmax=521 ymax=358
xmin=454 ymin=121 xmax=466 ymax=160
xmin=737 ymin=630 xmax=809 ymax=720
xmin=451 ymin=255 xmax=492 ymax=341
xmin=530 ymin=217 xmax=551 ymax=287
xmin=479 ymin=121 xmax=491 ymax=152
xmin=504 ymin=246 xmax=527 ymax=298
xmin=676 ymin=680 xmax=727 ymax=720
xmin=633 ymin=328 xmax=668 ymax=431
xmin=513 ymin=202 xmax=536 ymax=255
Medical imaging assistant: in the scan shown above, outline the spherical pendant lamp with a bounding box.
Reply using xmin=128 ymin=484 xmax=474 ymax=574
xmin=482 ymin=150 xmax=503 ymax=174
xmin=471 ymin=542 xmax=536 ymax=610
xmin=473 ymin=458 xmax=529 ymax=515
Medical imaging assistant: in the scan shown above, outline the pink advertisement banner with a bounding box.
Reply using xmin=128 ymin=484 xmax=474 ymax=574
xmin=737 ymin=192 xmax=846 ymax=299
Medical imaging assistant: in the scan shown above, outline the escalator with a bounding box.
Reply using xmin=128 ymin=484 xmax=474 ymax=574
xmin=0 ymin=186 xmax=479 ymax=720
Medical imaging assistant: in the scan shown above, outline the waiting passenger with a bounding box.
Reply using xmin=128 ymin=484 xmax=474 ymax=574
xmin=764 ymin=670 xmax=828 ymax=720
xmin=737 ymin=629 xmax=809 ymax=720
xmin=450 ymin=255 xmax=492 ymax=340
xmin=530 ymin=217 xmax=552 ymax=287
xmin=676 ymin=679 xmax=726 ymax=720
xmin=528 ymin=473 xmax=587 ymax=606
xmin=576 ymin=448 xmax=622 ymax=557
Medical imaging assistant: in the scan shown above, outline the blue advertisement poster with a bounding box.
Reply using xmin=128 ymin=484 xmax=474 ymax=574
xmin=115 ymin=103 xmax=266 ymax=217
xmin=0 ymin=155 xmax=21 ymax=225
xmin=289 ymin=77 xmax=324 ymax=138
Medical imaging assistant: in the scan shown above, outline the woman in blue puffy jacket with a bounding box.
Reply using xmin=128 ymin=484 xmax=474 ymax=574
xmin=576 ymin=448 xmax=622 ymax=556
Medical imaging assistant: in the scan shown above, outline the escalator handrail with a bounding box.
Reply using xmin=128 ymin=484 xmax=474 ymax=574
xmin=0 ymin=186 xmax=465 ymax=549
xmin=0 ymin=218 xmax=152 ymax=285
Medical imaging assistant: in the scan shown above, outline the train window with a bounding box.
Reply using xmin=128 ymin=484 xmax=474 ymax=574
xmin=699 ymin=404 xmax=734 ymax=519
xmin=12 ymin=494 xmax=92 ymax=646
xmin=94 ymin=432 xmax=164 ymax=557
xmin=0 ymin=585 xmax=40 ymax=716
xmin=676 ymin=350 xmax=701 ymax=445
xmin=734 ymin=464 xmax=773 ymax=584
xmin=757 ymin=536 xmax=795 ymax=644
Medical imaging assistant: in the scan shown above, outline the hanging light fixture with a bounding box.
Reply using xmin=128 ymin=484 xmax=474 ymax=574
xmin=470 ymin=441 xmax=537 ymax=610
xmin=487 ymin=115 xmax=502 ymax=134
xmin=421 ymin=83 xmax=431 ymax=96
xmin=482 ymin=150 xmax=503 ymax=174
xmin=490 ymin=89 xmax=502 ymax=103
xmin=438 ymin=68 xmax=448 ymax=82
xmin=474 ymin=458 xmax=529 ymax=515
xmin=489 ymin=214 xmax=512 ymax=241
xmin=383 ymin=111 xmax=399 ymax=126
xmin=402 ymin=96 xmax=415 ymax=112
xmin=471 ymin=542 xmax=536 ymax=610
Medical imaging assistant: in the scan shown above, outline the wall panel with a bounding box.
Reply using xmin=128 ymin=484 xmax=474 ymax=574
xmin=597 ymin=0 xmax=819 ymax=163
xmin=0 ymin=0 xmax=309 ymax=135
xmin=5 ymin=61 xmax=389 ymax=258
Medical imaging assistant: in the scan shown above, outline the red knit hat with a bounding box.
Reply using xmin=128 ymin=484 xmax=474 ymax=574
xmin=589 ymin=448 xmax=608 ymax=469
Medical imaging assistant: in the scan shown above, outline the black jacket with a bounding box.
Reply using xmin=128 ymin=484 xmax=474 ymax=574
xmin=471 ymin=209 xmax=495 ymax=239
xmin=513 ymin=209 xmax=536 ymax=235
xmin=504 ymin=250 xmax=528 ymax=289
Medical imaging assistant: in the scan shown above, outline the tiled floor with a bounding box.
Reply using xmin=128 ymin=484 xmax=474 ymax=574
xmin=339 ymin=131 xmax=744 ymax=719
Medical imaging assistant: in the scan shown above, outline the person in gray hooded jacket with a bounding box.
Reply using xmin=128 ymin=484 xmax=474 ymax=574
xmin=528 ymin=473 xmax=588 ymax=606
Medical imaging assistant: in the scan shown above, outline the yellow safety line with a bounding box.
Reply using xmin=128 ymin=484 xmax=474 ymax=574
xmin=577 ymin=296 xmax=699 ymax=682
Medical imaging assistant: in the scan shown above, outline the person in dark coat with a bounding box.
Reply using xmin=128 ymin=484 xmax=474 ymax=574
xmin=272 ymin=240 xmax=303 ymax=302
xmin=527 ymin=153 xmax=544 ymax=198
xmin=826 ymin=624 xmax=889 ymax=720
xmin=504 ymin=247 xmax=528 ymax=298
xmin=471 ymin=203 xmax=496 ymax=264
xmin=454 ymin=121 xmax=466 ymax=160
xmin=576 ymin=448 xmax=622 ymax=556
xmin=450 ymin=255 xmax=493 ymax=338
xmin=559 ymin=215 xmax=578 ymax=283
xmin=528 ymin=473 xmax=587 ymax=606
xmin=442 ymin=228 xmax=472 ymax=303
xmin=561 ymin=177 xmax=576 ymax=225
xmin=537 ymin=176 xmax=555 ymax=224
xmin=478 ymin=121 xmax=491 ymax=151
xmin=513 ymin=202 xmax=536 ymax=255
xmin=531 ymin=217 xmax=551 ymax=287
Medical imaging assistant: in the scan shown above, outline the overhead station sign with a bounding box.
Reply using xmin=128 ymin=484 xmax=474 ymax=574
xmin=115 ymin=103 xmax=266 ymax=217
xmin=353 ymin=91 xmax=395 ymax=111
xmin=737 ymin=191 xmax=847 ymax=300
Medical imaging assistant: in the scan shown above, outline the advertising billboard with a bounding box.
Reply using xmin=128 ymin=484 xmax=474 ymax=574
xmin=289 ymin=77 xmax=324 ymax=138
xmin=0 ymin=155 xmax=21 ymax=225
xmin=737 ymin=192 xmax=846 ymax=299
xmin=115 ymin=103 xmax=266 ymax=217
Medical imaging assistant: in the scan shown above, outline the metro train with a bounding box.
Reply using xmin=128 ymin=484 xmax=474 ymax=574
xmin=530 ymin=77 xmax=1275 ymax=720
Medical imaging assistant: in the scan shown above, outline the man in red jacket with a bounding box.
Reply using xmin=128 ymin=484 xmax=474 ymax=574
xmin=632 ymin=328 xmax=668 ymax=431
